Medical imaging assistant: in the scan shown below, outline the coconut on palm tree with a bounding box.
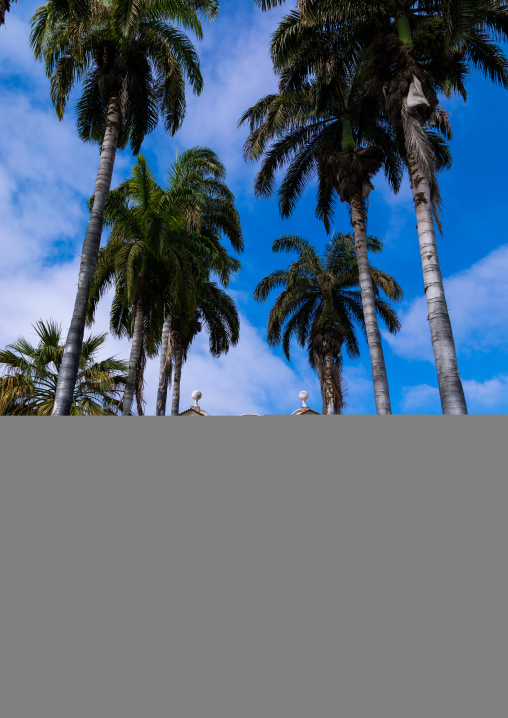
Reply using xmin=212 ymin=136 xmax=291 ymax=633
xmin=255 ymin=0 xmax=508 ymax=413
xmin=0 ymin=320 xmax=127 ymax=415
xmin=254 ymin=232 xmax=402 ymax=414
xmin=239 ymin=61 xmax=430 ymax=413
xmin=30 ymin=0 xmax=219 ymax=415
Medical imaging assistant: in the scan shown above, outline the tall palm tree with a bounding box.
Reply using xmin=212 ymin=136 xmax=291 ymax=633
xmin=30 ymin=0 xmax=219 ymax=415
xmin=154 ymin=147 xmax=243 ymax=415
xmin=87 ymin=155 xmax=235 ymax=415
xmin=254 ymin=232 xmax=402 ymax=414
xmin=240 ymin=63 xmax=434 ymax=413
xmin=168 ymin=280 xmax=240 ymax=416
xmin=0 ymin=319 xmax=127 ymax=415
xmin=255 ymin=0 xmax=508 ymax=413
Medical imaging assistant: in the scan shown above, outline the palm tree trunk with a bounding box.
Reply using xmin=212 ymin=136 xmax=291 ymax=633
xmin=155 ymin=317 xmax=172 ymax=416
xmin=52 ymin=96 xmax=122 ymax=416
xmin=122 ymin=300 xmax=145 ymax=416
xmin=323 ymin=353 xmax=336 ymax=415
xmin=407 ymin=154 xmax=468 ymax=414
xmin=171 ymin=342 xmax=183 ymax=416
xmin=350 ymin=195 xmax=392 ymax=414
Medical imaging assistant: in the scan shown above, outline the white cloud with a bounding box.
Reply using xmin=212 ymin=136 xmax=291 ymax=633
xmin=0 ymin=14 xmax=47 ymax=83
xmin=463 ymin=375 xmax=508 ymax=411
xmin=385 ymin=243 xmax=508 ymax=362
xmin=140 ymin=320 xmax=376 ymax=416
xmin=0 ymin=260 xmax=131 ymax=360
xmin=169 ymin=316 xmax=319 ymax=416
xmin=1 ymin=2 xmax=378 ymax=417
xmin=401 ymin=375 xmax=508 ymax=414
xmin=401 ymin=383 xmax=440 ymax=413
xmin=0 ymin=257 xmax=377 ymax=416
xmin=0 ymin=265 xmax=321 ymax=415
xmin=0 ymin=88 xmax=130 ymax=276
xmin=0 ymin=2 xmax=416 ymax=416
xmin=143 ymin=5 xmax=287 ymax=188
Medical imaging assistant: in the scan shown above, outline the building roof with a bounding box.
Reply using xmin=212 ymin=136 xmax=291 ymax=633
xmin=178 ymin=405 xmax=210 ymax=416
xmin=291 ymin=406 xmax=321 ymax=416
xmin=178 ymin=390 xmax=320 ymax=416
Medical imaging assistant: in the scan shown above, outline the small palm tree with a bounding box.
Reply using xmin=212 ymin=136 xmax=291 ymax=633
xmin=0 ymin=320 xmax=127 ymax=415
xmin=168 ymin=280 xmax=240 ymax=416
xmin=30 ymin=0 xmax=219 ymax=415
xmin=254 ymin=233 xmax=402 ymax=414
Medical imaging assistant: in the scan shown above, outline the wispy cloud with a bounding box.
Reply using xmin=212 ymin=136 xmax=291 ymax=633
xmin=385 ymin=243 xmax=508 ymax=362
xmin=401 ymin=383 xmax=440 ymax=413
xmin=401 ymin=374 xmax=508 ymax=414
xmin=0 ymin=89 xmax=130 ymax=276
xmin=0 ymin=14 xmax=47 ymax=84
xmin=0 ymin=257 xmax=323 ymax=416
xmin=143 ymin=5 xmax=287 ymax=188
xmin=463 ymin=375 xmax=508 ymax=411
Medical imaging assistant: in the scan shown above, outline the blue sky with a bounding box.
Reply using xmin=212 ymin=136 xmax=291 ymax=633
xmin=1 ymin=1 xmax=508 ymax=415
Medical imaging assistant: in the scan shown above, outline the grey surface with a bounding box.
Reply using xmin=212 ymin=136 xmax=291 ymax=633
xmin=1 ymin=417 xmax=506 ymax=718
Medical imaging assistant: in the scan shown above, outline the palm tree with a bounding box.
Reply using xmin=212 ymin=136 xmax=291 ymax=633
xmin=88 ymin=153 xmax=241 ymax=415
xmin=87 ymin=155 xmax=232 ymax=415
xmin=255 ymin=1 xmax=508 ymax=413
xmin=168 ymin=280 xmax=240 ymax=416
xmin=0 ymin=319 xmax=127 ymax=415
xmin=254 ymin=233 xmax=402 ymax=414
xmin=154 ymin=147 xmax=243 ymax=415
xmin=239 ymin=62 xmax=432 ymax=413
xmin=30 ymin=0 xmax=219 ymax=415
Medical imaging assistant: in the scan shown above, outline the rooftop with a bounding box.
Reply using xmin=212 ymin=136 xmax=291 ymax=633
xmin=178 ymin=390 xmax=321 ymax=416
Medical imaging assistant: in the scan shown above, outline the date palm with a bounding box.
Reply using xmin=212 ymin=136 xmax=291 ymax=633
xmin=0 ymin=320 xmax=127 ymax=415
xmin=154 ymin=146 xmax=243 ymax=415
xmin=30 ymin=0 xmax=219 ymax=415
xmin=240 ymin=63 xmax=438 ymax=413
xmin=168 ymin=280 xmax=240 ymax=416
xmin=256 ymin=0 xmax=508 ymax=413
xmin=254 ymin=233 xmax=402 ymax=414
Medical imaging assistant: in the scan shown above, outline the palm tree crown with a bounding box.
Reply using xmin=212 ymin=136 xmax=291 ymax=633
xmin=87 ymin=150 xmax=242 ymax=415
xmin=254 ymin=233 xmax=402 ymax=413
xmin=30 ymin=0 xmax=219 ymax=151
xmin=0 ymin=320 xmax=127 ymax=415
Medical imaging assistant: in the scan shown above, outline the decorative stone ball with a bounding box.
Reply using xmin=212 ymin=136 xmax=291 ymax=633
xmin=299 ymin=390 xmax=309 ymax=403
xmin=192 ymin=390 xmax=202 ymax=403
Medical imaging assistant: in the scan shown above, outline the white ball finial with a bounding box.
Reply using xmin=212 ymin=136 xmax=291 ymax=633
xmin=299 ymin=390 xmax=309 ymax=408
xmin=192 ymin=390 xmax=202 ymax=407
